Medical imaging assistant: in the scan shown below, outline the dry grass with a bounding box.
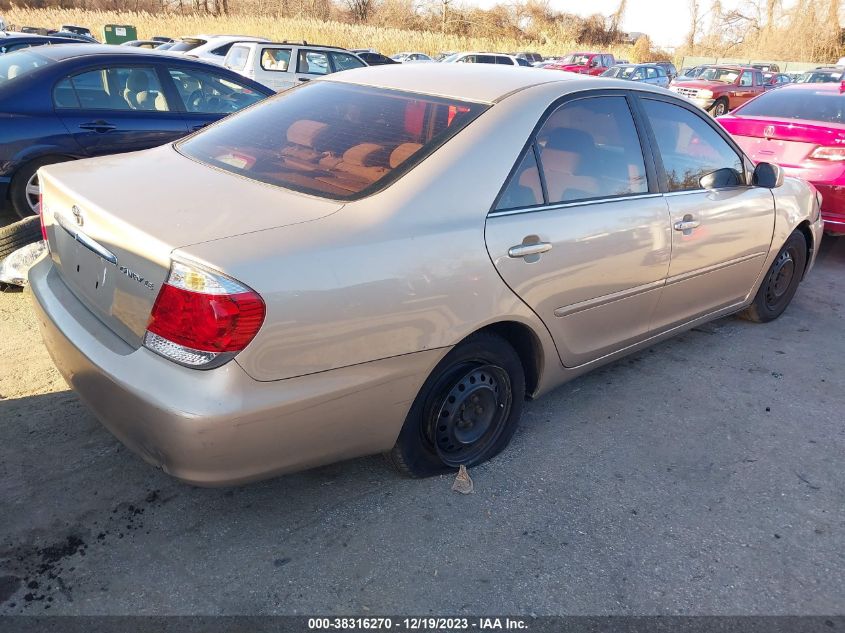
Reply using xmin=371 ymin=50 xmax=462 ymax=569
xmin=4 ymin=6 xmax=641 ymax=58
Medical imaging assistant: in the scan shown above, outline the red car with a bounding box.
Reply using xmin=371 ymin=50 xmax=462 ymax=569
xmin=670 ymin=66 xmax=766 ymax=116
xmin=718 ymin=83 xmax=845 ymax=234
xmin=545 ymin=52 xmax=615 ymax=75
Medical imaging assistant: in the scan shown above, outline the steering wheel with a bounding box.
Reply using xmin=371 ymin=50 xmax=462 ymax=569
xmin=187 ymin=89 xmax=207 ymax=113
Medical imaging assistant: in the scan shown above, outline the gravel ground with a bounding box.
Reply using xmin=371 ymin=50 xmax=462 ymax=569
xmin=0 ymin=237 xmax=843 ymax=616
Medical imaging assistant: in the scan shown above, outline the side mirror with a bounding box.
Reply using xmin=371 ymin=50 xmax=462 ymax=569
xmin=700 ymin=167 xmax=743 ymax=189
xmin=752 ymin=162 xmax=784 ymax=188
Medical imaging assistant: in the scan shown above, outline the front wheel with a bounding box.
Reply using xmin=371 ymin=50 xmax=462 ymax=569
xmin=386 ymin=332 xmax=525 ymax=477
xmin=710 ymin=98 xmax=729 ymax=117
xmin=740 ymin=230 xmax=807 ymax=323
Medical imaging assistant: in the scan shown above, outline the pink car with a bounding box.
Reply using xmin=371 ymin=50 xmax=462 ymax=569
xmin=718 ymin=83 xmax=845 ymax=234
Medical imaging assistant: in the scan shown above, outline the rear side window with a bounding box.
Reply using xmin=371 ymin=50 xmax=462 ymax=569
xmin=497 ymin=145 xmax=544 ymax=210
xmin=178 ymin=82 xmax=488 ymax=200
xmin=57 ymin=67 xmax=169 ymax=111
xmin=528 ymin=96 xmax=648 ymax=205
xmin=0 ymin=50 xmax=50 ymax=84
xmin=495 ymin=56 xmax=514 ymax=65
xmin=225 ymin=45 xmax=250 ymax=71
xmin=642 ymin=99 xmax=743 ymax=191
xmin=260 ymin=48 xmax=291 ymax=71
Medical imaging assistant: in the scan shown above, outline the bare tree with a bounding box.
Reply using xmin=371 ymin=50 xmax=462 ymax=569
xmin=345 ymin=0 xmax=372 ymax=21
xmin=686 ymin=0 xmax=700 ymax=49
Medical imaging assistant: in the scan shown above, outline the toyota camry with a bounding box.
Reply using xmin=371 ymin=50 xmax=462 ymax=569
xmin=31 ymin=64 xmax=823 ymax=485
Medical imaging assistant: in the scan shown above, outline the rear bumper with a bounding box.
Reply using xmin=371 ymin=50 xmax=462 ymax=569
xmin=29 ymin=257 xmax=443 ymax=485
xmin=780 ymin=168 xmax=845 ymax=234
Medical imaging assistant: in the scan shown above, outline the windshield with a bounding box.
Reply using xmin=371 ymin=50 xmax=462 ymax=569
xmin=560 ymin=54 xmax=590 ymax=65
xmin=698 ymin=67 xmax=740 ymax=83
xmin=602 ymin=66 xmax=634 ymax=78
xmin=169 ymin=38 xmax=206 ymax=52
xmin=798 ymin=71 xmax=840 ymax=83
xmin=0 ymin=49 xmax=51 ymax=85
xmin=178 ymin=82 xmax=488 ymax=200
xmin=440 ymin=53 xmax=461 ymax=63
xmin=736 ymin=89 xmax=845 ymax=124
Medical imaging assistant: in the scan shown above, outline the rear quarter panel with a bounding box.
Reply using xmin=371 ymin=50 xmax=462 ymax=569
xmin=178 ymin=82 xmax=595 ymax=384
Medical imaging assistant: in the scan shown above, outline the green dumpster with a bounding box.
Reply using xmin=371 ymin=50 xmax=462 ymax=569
xmin=103 ymin=24 xmax=138 ymax=45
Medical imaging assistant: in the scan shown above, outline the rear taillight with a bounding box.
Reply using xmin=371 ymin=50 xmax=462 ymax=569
xmin=809 ymin=146 xmax=845 ymax=161
xmin=144 ymin=260 xmax=265 ymax=369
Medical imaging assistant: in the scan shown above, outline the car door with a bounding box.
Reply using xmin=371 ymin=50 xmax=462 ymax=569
xmin=637 ymin=96 xmax=775 ymax=330
xmin=54 ymin=65 xmax=188 ymax=157
xmin=295 ymin=49 xmax=330 ymax=82
xmin=485 ymin=93 xmax=672 ymax=367
xmin=165 ymin=66 xmax=266 ymax=130
xmin=253 ymin=46 xmax=294 ymax=91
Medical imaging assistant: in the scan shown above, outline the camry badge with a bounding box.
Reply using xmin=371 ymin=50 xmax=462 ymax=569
xmin=71 ymin=205 xmax=83 ymax=227
xmin=763 ymin=125 xmax=775 ymax=140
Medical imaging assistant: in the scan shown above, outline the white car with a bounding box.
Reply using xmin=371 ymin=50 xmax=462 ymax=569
xmin=168 ymin=34 xmax=269 ymax=65
xmin=391 ymin=51 xmax=432 ymax=63
xmin=441 ymin=51 xmax=528 ymax=66
xmin=223 ymin=41 xmax=366 ymax=91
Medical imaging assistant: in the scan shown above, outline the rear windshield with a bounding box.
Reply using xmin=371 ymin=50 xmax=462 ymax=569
xmin=0 ymin=50 xmax=51 ymax=85
xmin=169 ymin=38 xmax=206 ymax=52
xmin=177 ymin=81 xmax=488 ymax=200
xmin=736 ymin=89 xmax=845 ymax=124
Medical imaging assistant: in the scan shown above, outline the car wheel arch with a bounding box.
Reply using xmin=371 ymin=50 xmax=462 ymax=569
xmin=464 ymin=320 xmax=544 ymax=398
xmin=795 ymin=220 xmax=815 ymax=279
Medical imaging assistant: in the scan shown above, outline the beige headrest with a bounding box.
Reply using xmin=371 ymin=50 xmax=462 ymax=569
xmin=389 ymin=143 xmax=423 ymax=168
xmin=342 ymin=143 xmax=386 ymax=167
xmin=286 ymin=120 xmax=328 ymax=148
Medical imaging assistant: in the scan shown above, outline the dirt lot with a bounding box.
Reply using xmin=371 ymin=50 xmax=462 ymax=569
xmin=0 ymin=237 xmax=843 ymax=615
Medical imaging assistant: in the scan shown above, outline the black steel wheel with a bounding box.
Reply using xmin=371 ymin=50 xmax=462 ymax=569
xmin=741 ymin=229 xmax=807 ymax=323
xmin=386 ymin=332 xmax=525 ymax=477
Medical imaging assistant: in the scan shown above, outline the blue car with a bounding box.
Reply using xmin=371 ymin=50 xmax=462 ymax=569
xmin=0 ymin=34 xmax=85 ymax=55
xmin=0 ymin=44 xmax=274 ymax=217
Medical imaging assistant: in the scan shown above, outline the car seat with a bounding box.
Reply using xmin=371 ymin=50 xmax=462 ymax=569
xmin=538 ymin=127 xmax=601 ymax=202
xmin=123 ymin=70 xmax=155 ymax=110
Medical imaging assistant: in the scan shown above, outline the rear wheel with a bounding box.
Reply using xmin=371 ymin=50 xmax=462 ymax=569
xmin=710 ymin=98 xmax=729 ymax=117
xmin=740 ymin=230 xmax=807 ymax=323
xmin=386 ymin=332 xmax=525 ymax=477
xmin=0 ymin=216 xmax=41 ymax=260
xmin=9 ymin=157 xmax=71 ymax=219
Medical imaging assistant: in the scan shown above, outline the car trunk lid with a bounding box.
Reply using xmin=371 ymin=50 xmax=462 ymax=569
xmin=721 ymin=116 xmax=845 ymax=166
xmin=40 ymin=145 xmax=344 ymax=348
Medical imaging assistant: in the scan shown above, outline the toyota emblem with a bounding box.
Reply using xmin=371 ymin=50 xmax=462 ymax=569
xmin=71 ymin=205 xmax=83 ymax=227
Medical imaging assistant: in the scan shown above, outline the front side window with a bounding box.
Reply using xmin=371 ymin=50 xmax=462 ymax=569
xmin=754 ymin=71 xmax=764 ymax=85
xmin=168 ymin=68 xmax=264 ymax=114
xmin=330 ymin=51 xmax=365 ymax=72
xmin=496 ymin=56 xmax=514 ymax=65
xmin=535 ymin=96 xmax=648 ymax=204
xmin=642 ymin=99 xmax=744 ymax=192
xmin=298 ymin=50 xmax=329 ymax=75
xmin=59 ymin=67 xmax=168 ymax=111
xmin=178 ymin=82 xmax=487 ymax=200
xmin=260 ymin=48 xmax=291 ymax=71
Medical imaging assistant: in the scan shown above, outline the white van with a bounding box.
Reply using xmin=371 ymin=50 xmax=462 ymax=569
xmin=223 ymin=41 xmax=366 ymax=91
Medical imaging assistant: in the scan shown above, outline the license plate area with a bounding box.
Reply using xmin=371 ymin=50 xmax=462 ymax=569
xmin=53 ymin=214 xmax=118 ymax=318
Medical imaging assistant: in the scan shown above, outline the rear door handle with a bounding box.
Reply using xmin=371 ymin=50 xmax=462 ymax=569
xmin=79 ymin=120 xmax=116 ymax=132
xmin=508 ymin=242 xmax=552 ymax=258
xmin=298 ymin=77 xmax=311 ymax=82
xmin=674 ymin=214 xmax=700 ymax=234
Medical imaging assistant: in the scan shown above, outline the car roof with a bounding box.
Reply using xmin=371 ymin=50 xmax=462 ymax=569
xmin=18 ymin=44 xmax=179 ymax=61
xmin=326 ymin=63 xmax=666 ymax=103
xmin=231 ymin=41 xmax=349 ymax=51
xmin=1 ymin=33 xmax=77 ymax=42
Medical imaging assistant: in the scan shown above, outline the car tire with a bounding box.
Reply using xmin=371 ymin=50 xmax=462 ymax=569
xmin=0 ymin=216 xmax=41 ymax=261
xmin=710 ymin=98 xmax=729 ymax=117
xmin=740 ymin=230 xmax=807 ymax=323
xmin=9 ymin=156 xmax=70 ymax=219
xmin=386 ymin=332 xmax=525 ymax=478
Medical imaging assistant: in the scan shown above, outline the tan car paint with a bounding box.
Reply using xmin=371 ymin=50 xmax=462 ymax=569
xmin=30 ymin=67 xmax=824 ymax=484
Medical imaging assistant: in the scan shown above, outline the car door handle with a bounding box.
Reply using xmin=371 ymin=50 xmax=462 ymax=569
xmin=298 ymin=77 xmax=310 ymax=82
xmin=508 ymin=242 xmax=552 ymax=258
xmin=673 ymin=216 xmax=700 ymax=232
xmin=79 ymin=120 xmax=116 ymax=132
xmin=191 ymin=123 xmax=209 ymax=131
